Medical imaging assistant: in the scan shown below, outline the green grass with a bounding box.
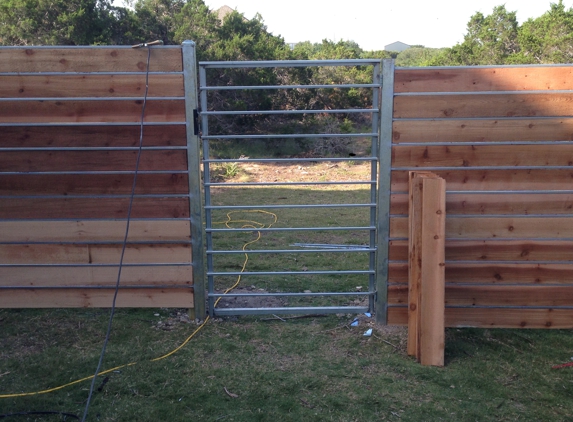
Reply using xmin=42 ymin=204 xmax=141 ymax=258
xmin=2 ymin=309 xmax=573 ymax=421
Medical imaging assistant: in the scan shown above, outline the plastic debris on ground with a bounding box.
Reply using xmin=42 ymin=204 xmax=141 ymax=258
xmin=363 ymin=328 xmax=373 ymax=337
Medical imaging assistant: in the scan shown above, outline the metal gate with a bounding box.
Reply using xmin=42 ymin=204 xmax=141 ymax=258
xmin=194 ymin=57 xmax=393 ymax=322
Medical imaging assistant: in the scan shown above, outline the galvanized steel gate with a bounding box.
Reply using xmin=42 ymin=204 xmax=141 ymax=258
xmin=190 ymin=51 xmax=393 ymax=323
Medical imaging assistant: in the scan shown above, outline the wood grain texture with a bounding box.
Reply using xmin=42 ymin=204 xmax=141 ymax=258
xmin=390 ymin=262 xmax=573 ymax=285
xmin=391 ymin=193 xmax=573 ymax=216
xmin=0 ymin=150 xmax=187 ymax=172
xmin=393 ymin=118 xmax=573 ymax=143
xmin=390 ymin=239 xmax=573 ymax=262
xmin=0 ymin=197 xmax=190 ymax=219
xmin=390 ymin=285 xmax=573 ymax=306
xmin=391 ymin=217 xmax=573 ymax=239
xmin=392 ymin=144 xmax=573 ymax=168
xmin=407 ymin=172 xmax=423 ymax=356
xmin=388 ymin=307 xmax=573 ymax=328
xmin=0 ymin=244 xmax=191 ymax=264
xmin=0 ymin=288 xmax=193 ymax=308
xmin=0 ymin=125 xmax=187 ymax=148
xmin=418 ymin=176 xmax=446 ymax=366
xmin=0 ymin=47 xmax=182 ymax=72
xmin=395 ymin=66 xmax=573 ymax=93
xmin=0 ymin=173 xmax=188 ymax=195
xmin=0 ymin=100 xmax=185 ymax=123
xmin=0 ymin=266 xmax=192 ymax=286
xmin=0 ymin=220 xmax=191 ymax=242
xmin=391 ymin=169 xmax=573 ymax=192
xmin=394 ymin=93 xmax=573 ymax=119
xmin=0 ymin=74 xmax=184 ymax=98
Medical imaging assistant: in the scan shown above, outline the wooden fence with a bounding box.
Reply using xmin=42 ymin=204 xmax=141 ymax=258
xmin=0 ymin=45 xmax=202 ymax=310
xmin=387 ymin=64 xmax=573 ymax=328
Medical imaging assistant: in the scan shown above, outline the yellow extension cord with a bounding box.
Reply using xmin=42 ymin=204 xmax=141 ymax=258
xmin=0 ymin=210 xmax=278 ymax=399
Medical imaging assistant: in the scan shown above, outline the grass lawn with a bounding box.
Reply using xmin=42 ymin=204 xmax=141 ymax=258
xmin=2 ymin=309 xmax=573 ymax=421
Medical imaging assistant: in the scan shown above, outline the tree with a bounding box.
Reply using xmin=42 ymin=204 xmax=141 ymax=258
xmin=517 ymin=0 xmax=573 ymax=63
xmin=0 ymin=0 xmax=115 ymax=45
xmin=429 ymin=5 xmax=521 ymax=65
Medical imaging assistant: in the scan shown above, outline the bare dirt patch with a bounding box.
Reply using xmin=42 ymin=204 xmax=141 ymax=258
xmin=214 ymin=287 xmax=287 ymax=309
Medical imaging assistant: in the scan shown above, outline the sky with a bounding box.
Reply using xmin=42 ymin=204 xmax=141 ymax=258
xmin=202 ymin=0 xmax=572 ymax=50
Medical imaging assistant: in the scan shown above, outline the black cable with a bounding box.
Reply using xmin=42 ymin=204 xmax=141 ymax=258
xmin=80 ymin=46 xmax=152 ymax=422
xmin=0 ymin=411 xmax=79 ymax=419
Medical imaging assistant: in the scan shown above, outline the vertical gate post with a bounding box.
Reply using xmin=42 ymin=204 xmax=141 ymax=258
xmin=182 ymin=40 xmax=206 ymax=320
xmin=375 ymin=59 xmax=395 ymax=324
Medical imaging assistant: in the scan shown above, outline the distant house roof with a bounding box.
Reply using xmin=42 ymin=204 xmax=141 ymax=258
xmin=216 ymin=5 xmax=234 ymax=22
xmin=384 ymin=41 xmax=410 ymax=52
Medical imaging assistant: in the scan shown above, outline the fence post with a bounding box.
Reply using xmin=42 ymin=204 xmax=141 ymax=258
xmin=182 ymin=40 xmax=206 ymax=320
xmin=408 ymin=172 xmax=446 ymax=366
xmin=375 ymin=58 xmax=395 ymax=324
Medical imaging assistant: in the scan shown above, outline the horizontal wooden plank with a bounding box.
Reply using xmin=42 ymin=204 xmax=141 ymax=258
xmin=446 ymin=263 xmax=573 ymax=284
xmin=0 ymin=150 xmax=187 ymax=172
xmin=392 ymin=144 xmax=573 ymax=168
xmin=390 ymin=217 xmax=573 ymax=239
xmin=0 ymin=244 xmax=191 ymax=264
xmin=0 ymin=173 xmax=188 ymax=195
xmin=0 ymin=288 xmax=193 ymax=308
xmin=0 ymin=125 xmax=187 ymax=148
xmin=0 ymin=197 xmax=190 ymax=219
xmin=0 ymin=220 xmax=191 ymax=242
xmin=394 ymin=94 xmax=573 ymax=119
xmin=0 ymin=74 xmax=184 ymax=98
xmin=0 ymin=266 xmax=192 ymax=286
xmin=390 ymin=239 xmax=573 ymax=262
xmin=391 ymin=169 xmax=573 ymax=192
xmin=389 ymin=262 xmax=573 ymax=284
xmin=395 ymin=66 xmax=573 ymax=93
xmin=0 ymin=100 xmax=185 ymax=123
xmin=391 ymin=192 xmax=573 ymax=215
xmin=393 ymin=118 xmax=573 ymax=143
xmin=0 ymin=47 xmax=182 ymax=73
xmin=389 ymin=284 xmax=573 ymax=306
xmin=388 ymin=307 xmax=573 ymax=328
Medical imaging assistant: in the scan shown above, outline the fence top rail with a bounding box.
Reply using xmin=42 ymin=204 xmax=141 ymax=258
xmin=0 ymin=45 xmax=181 ymax=50
xmin=396 ymin=63 xmax=573 ymax=70
xmin=199 ymin=59 xmax=382 ymax=68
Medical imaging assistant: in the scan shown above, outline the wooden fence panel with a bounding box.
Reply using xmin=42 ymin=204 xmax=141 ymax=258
xmin=0 ymin=45 xmax=194 ymax=309
xmin=391 ymin=64 xmax=573 ymax=328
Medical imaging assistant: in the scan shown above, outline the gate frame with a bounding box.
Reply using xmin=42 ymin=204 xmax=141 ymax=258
xmin=191 ymin=55 xmax=394 ymax=322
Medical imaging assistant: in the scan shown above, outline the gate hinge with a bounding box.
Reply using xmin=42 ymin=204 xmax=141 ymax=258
xmin=193 ymin=108 xmax=200 ymax=136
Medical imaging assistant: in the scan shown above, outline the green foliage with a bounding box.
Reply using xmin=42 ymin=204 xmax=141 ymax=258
xmin=430 ymin=1 xmax=573 ymax=66
xmin=394 ymin=47 xmax=447 ymax=67
xmin=517 ymin=0 xmax=573 ymax=63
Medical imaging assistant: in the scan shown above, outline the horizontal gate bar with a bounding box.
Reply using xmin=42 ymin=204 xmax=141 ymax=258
xmin=200 ymin=59 xmax=381 ymax=68
xmin=202 ymin=133 xmax=377 ymax=139
xmin=206 ymin=181 xmax=376 ymax=187
xmin=207 ymin=248 xmax=374 ymax=254
xmin=209 ymin=292 xmax=370 ymax=297
xmin=207 ymin=226 xmax=375 ymax=233
xmin=214 ymin=306 xmax=370 ymax=316
xmin=204 ymin=157 xmax=376 ymax=163
xmin=202 ymin=108 xmax=376 ymax=115
xmin=202 ymin=83 xmax=379 ymax=90
xmin=205 ymin=203 xmax=375 ymax=210
xmin=208 ymin=270 xmax=374 ymax=276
